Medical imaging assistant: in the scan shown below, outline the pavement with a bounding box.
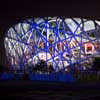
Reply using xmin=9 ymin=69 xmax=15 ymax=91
xmin=0 ymin=80 xmax=100 ymax=99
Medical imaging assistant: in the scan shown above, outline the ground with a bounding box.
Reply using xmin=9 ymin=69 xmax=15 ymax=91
xmin=0 ymin=80 xmax=100 ymax=100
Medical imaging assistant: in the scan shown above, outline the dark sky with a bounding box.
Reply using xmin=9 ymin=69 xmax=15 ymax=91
xmin=0 ymin=0 xmax=100 ymax=66
xmin=0 ymin=0 xmax=100 ymax=33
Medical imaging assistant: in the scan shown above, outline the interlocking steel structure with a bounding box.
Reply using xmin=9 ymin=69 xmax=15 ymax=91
xmin=4 ymin=17 xmax=100 ymax=73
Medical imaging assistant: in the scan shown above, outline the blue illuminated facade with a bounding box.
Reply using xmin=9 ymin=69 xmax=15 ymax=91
xmin=4 ymin=17 xmax=100 ymax=73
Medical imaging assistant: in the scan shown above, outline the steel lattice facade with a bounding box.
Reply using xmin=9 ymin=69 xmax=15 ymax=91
xmin=4 ymin=17 xmax=100 ymax=73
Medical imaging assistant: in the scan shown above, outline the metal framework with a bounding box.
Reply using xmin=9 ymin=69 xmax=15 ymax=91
xmin=4 ymin=17 xmax=100 ymax=73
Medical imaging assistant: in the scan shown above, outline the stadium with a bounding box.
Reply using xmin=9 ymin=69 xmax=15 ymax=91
xmin=0 ymin=17 xmax=100 ymax=82
xmin=4 ymin=17 xmax=100 ymax=70
xmin=1 ymin=1 xmax=100 ymax=99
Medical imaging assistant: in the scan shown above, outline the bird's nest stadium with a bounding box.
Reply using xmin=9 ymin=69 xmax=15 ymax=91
xmin=2 ymin=17 xmax=100 ymax=82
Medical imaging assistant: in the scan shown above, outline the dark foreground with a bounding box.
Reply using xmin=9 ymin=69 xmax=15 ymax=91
xmin=0 ymin=80 xmax=100 ymax=100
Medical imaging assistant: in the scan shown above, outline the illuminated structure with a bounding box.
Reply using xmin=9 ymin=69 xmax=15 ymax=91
xmin=4 ymin=17 xmax=100 ymax=73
